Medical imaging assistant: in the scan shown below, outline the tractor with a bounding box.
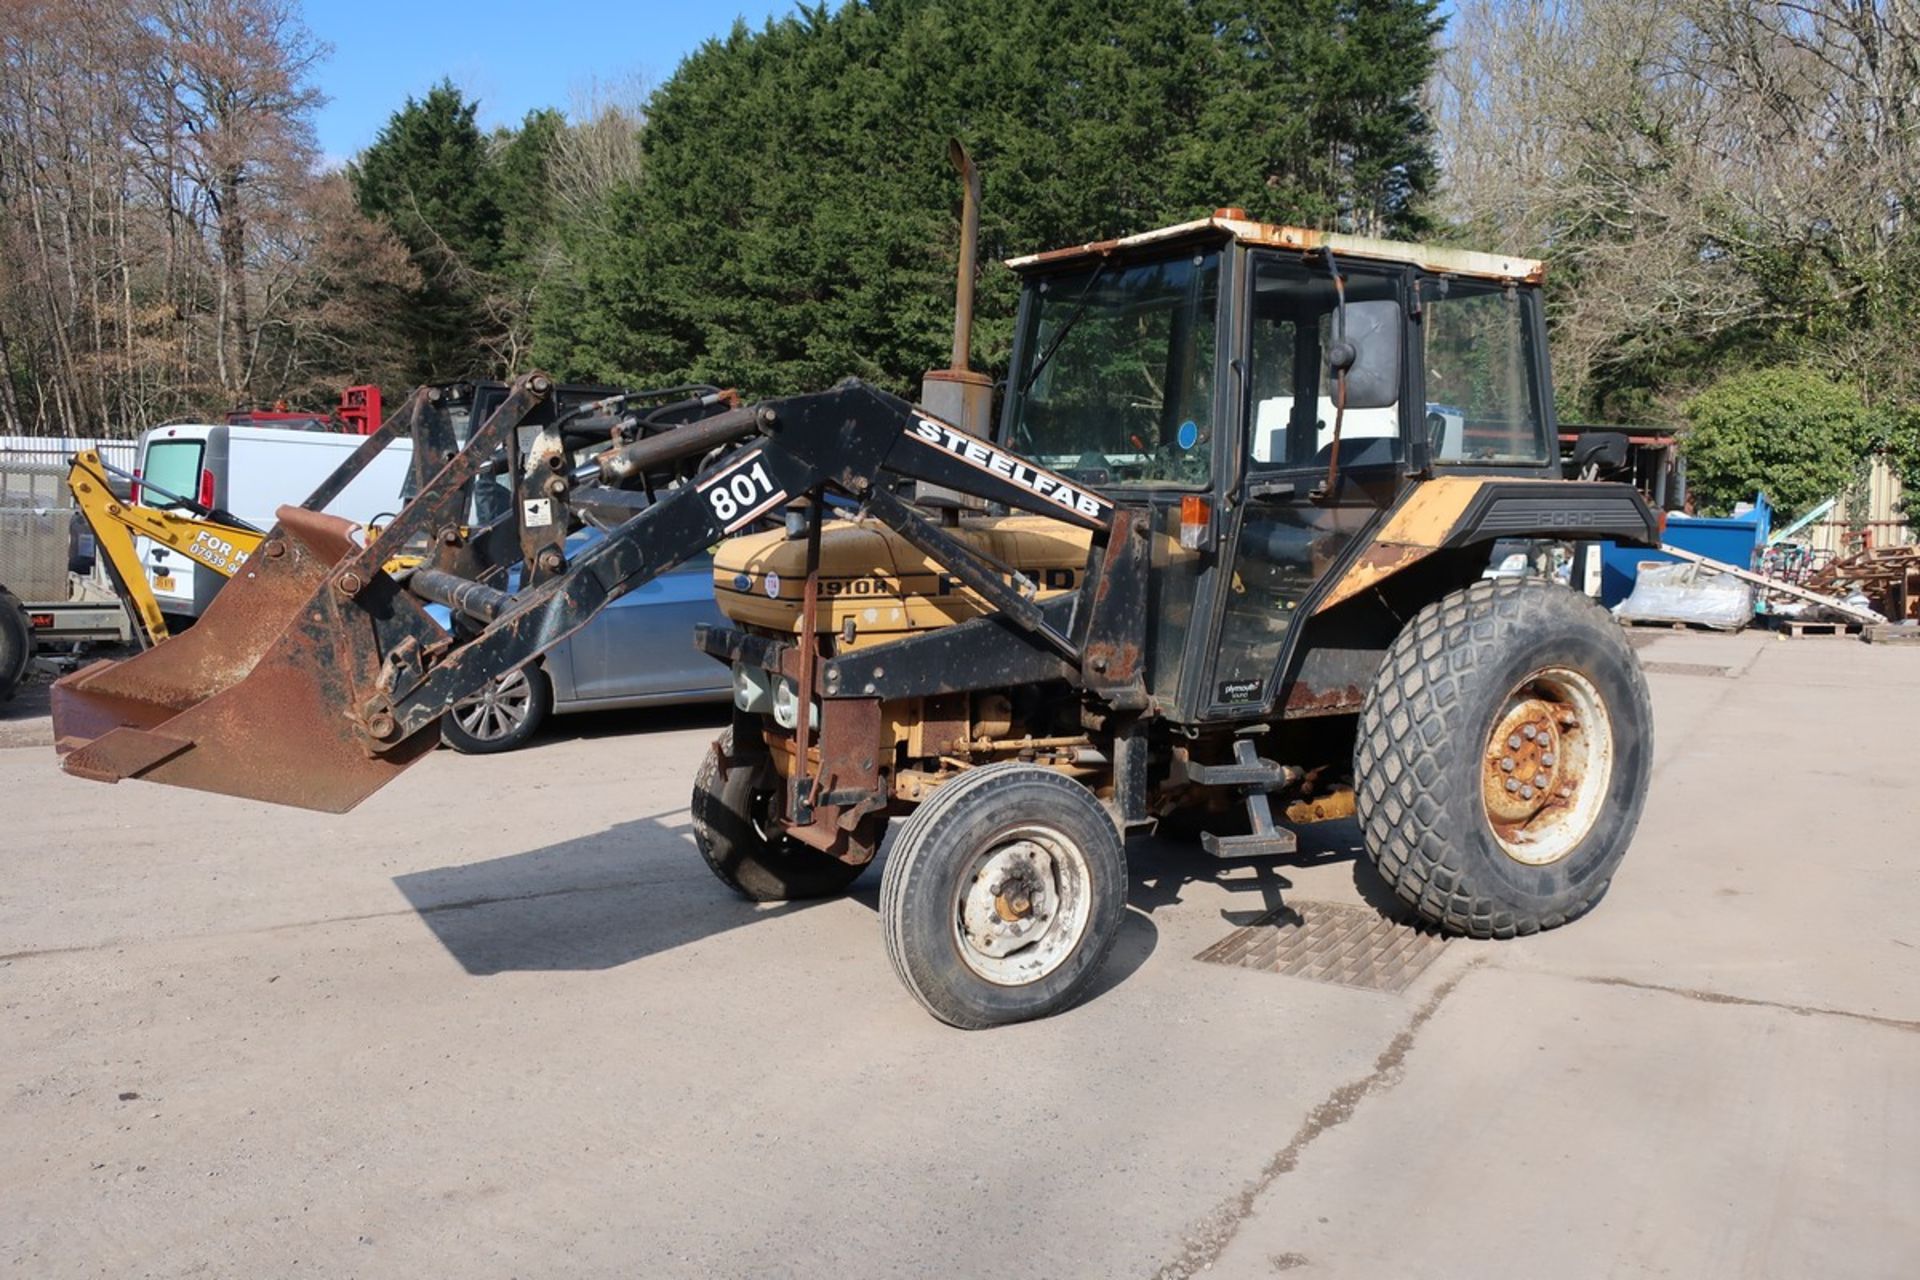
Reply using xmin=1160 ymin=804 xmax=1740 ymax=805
xmin=51 ymin=209 xmax=1657 ymax=1028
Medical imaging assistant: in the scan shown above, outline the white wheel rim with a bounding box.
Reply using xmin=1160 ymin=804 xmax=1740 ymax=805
xmin=451 ymin=668 xmax=534 ymax=742
xmin=1481 ymin=665 xmax=1614 ymax=866
xmin=951 ymin=824 xmax=1092 ymax=986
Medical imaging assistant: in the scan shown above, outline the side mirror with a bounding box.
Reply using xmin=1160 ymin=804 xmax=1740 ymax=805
xmin=1336 ymin=299 xmax=1401 ymax=410
xmin=1570 ymin=431 xmax=1630 ymax=478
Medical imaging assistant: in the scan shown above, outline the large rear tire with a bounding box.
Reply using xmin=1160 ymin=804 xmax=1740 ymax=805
xmin=881 ymin=762 xmax=1127 ymax=1029
xmin=1355 ymin=578 xmax=1653 ymax=938
xmin=691 ymin=729 xmax=871 ymax=902
xmin=0 ymin=588 xmax=30 ymax=703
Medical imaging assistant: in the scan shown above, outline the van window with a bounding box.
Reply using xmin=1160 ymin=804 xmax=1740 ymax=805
xmin=142 ymin=440 xmax=205 ymax=509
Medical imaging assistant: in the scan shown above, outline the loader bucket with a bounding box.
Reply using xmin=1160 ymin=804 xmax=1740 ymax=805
xmin=52 ymin=505 xmax=439 ymax=813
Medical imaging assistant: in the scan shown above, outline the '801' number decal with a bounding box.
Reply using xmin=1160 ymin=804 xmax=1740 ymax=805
xmin=698 ymin=453 xmax=788 ymax=531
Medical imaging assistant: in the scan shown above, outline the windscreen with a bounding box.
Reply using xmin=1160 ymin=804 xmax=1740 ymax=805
xmin=1006 ymin=251 xmax=1220 ymax=488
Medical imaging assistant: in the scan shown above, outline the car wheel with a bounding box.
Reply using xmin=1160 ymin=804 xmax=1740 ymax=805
xmin=441 ymin=664 xmax=552 ymax=754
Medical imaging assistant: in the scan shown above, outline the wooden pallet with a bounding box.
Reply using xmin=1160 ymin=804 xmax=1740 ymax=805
xmin=1618 ymin=617 xmax=1746 ymax=634
xmin=1772 ymin=618 xmax=1863 ymax=638
xmin=1863 ymin=624 xmax=1920 ymax=645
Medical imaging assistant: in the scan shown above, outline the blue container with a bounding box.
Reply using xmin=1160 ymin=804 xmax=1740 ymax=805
xmin=1598 ymin=506 xmax=1768 ymax=607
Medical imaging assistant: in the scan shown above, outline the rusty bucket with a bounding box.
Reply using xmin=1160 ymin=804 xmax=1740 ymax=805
xmin=52 ymin=506 xmax=439 ymax=813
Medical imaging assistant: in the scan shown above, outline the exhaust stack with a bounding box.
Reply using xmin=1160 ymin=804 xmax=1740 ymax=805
xmin=919 ymin=139 xmax=993 ymax=438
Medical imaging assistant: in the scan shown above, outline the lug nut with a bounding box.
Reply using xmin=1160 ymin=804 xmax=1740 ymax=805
xmin=1522 ymin=724 xmax=1538 ymax=741
xmin=1541 ymin=752 xmax=1555 ymax=767
xmin=1505 ymin=778 xmax=1520 ymax=793
xmin=1520 ymin=785 xmax=1535 ymax=800
xmin=1500 ymin=757 xmax=1515 ymax=772
xmin=1508 ymin=734 xmax=1522 ymax=750
xmin=1535 ymin=771 xmax=1549 ymax=785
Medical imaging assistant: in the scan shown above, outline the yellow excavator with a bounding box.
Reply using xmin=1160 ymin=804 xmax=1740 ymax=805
xmin=64 ymin=449 xmax=265 ymax=648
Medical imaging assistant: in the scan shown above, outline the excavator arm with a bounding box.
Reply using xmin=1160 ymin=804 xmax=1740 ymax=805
xmin=51 ymin=373 xmax=1144 ymax=813
xmin=65 ymin=450 xmax=265 ymax=648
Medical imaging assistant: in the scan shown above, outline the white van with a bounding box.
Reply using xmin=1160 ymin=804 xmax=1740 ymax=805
xmin=134 ymin=424 xmax=413 ymax=619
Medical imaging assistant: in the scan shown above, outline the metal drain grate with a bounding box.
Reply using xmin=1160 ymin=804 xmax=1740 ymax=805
xmin=1195 ymin=900 xmax=1451 ymax=993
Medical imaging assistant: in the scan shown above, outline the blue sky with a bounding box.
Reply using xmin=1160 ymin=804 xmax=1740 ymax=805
xmin=301 ymin=1 xmax=807 ymax=165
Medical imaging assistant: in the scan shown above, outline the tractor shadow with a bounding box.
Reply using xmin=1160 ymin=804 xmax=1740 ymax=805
xmin=1126 ymin=817 xmax=1412 ymax=926
xmin=393 ymin=809 xmax=1159 ymax=1005
xmin=392 ymin=807 xmax=828 ymax=975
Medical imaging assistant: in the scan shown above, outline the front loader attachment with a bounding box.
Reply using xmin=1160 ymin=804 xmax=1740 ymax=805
xmin=49 ymin=373 xmax=757 ymax=813
xmin=53 ymin=505 xmax=440 ymax=811
xmin=50 ymin=371 xmax=1136 ymax=816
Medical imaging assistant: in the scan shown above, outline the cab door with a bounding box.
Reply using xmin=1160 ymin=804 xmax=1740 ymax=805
xmin=1199 ymin=252 xmax=1410 ymax=719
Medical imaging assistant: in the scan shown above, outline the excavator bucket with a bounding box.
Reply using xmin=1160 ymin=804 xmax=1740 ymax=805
xmin=52 ymin=505 xmax=441 ymax=811
xmin=48 ymin=383 xmax=507 ymax=812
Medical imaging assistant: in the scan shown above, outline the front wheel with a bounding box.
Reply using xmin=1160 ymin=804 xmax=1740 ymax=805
xmin=1355 ymin=578 xmax=1654 ymax=938
xmin=691 ymin=729 xmax=872 ymax=902
xmin=881 ymin=762 xmax=1127 ymax=1029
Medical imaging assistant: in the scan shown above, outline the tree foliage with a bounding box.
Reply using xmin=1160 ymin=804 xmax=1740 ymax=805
xmin=1681 ymin=367 xmax=1875 ymax=518
xmin=0 ymin=0 xmax=415 ymax=434
xmin=1436 ymin=0 xmax=1920 ymax=431
xmin=539 ymin=0 xmax=1443 ymax=399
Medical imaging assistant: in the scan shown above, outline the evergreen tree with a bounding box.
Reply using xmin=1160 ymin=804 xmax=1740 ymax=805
xmin=350 ymin=81 xmax=503 ymax=382
xmin=536 ymin=0 xmax=1442 ymax=399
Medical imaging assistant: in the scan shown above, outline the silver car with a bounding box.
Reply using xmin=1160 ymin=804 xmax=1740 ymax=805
xmin=439 ymin=531 xmax=729 ymax=753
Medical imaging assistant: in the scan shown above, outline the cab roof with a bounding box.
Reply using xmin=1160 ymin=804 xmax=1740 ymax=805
xmin=1004 ymin=210 xmax=1546 ymax=286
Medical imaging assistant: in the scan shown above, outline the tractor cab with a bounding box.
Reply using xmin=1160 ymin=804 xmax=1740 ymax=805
xmin=1000 ymin=211 xmax=1561 ymax=724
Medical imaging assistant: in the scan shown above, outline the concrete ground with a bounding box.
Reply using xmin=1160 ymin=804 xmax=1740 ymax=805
xmin=3 ymin=629 xmax=1917 ymax=1278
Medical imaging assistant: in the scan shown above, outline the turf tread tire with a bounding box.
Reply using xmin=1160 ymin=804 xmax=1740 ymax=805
xmin=1354 ymin=577 xmax=1653 ymax=939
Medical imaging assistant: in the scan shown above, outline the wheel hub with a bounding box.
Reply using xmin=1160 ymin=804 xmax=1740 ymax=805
xmin=952 ymin=825 xmax=1093 ymax=985
xmin=1480 ymin=669 xmax=1613 ymax=867
xmin=963 ymin=844 xmax=1055 ymax=957
xmin=1483 ymin=699 xmax=1573 ymax=824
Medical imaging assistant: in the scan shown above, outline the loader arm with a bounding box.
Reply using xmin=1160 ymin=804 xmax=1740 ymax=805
xmin=52 ymin=374 xmax=1137 ymax=812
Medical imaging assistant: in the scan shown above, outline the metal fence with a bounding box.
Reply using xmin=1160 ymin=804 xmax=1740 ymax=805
xmin=0 ymin=435 xmax=138 ymax=474
xmin=1809 ymin=455 xmax=1911 ymax=555
xmin=0 ymin=457 xmax=76 ymax=602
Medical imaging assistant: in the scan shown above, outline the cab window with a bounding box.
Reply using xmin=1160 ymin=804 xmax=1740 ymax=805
xmin=1006 ymin=252 xmax=1220 ymax=488
xmin=1423 ymin=281 xmax=1549 ymax=465
xmin=1246 ymin=258 xmax=1403 ymax=471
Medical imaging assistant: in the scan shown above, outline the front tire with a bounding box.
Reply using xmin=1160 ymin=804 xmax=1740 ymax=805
xmin=881 ymin=762 xmax=1127 ymax=1029
xmin=691 ymin=729 xmax=871 ymax=902
xmin=441 ymin=664 xmax=552 ymax=754
xmin=1355 ymin=578 xmax=1653 ymax=938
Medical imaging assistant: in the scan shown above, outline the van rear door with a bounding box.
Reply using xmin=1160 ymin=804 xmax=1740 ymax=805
xmin=133 ymin=426 xmax=219 ymax=617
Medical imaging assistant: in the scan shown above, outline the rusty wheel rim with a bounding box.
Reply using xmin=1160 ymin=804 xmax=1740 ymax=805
xmin=1480 ymin=666 xmax=1613 ymax=867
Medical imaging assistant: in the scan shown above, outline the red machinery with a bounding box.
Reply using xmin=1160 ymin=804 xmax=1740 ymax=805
xmin=224 ymin=385 xmax=383 ymax=434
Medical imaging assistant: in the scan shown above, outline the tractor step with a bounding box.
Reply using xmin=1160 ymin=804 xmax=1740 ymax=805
xmin=1200 ymin=828 xmax=1299 ymax=859
xmin=1174 ymin=738 xmax=1296 ymax=789
xmin=1192 ymin=740 xmax=1302 ymax=860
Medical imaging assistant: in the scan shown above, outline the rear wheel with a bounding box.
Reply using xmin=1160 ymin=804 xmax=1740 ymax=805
xmin=1355 ymin=578 xmax=1653 ymax=938
xmin=691 ymin=729 xmax=871 ymax=902
xmin=441 ymin=664 xmax=551 ymax=754
xmin=881 ymin=762 xmax=1127 ymax=1029
xmin=0 ymin=588 xmax=30 ymax=702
